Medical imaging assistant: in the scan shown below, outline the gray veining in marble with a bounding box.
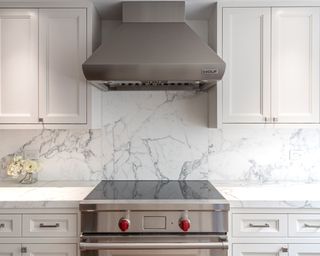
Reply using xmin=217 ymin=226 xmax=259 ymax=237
xmin=101 ymin=91 xmax=208 ymax=180
xmin=2 ymin=92 xmax=320 ymax=183
xmin=0 ymin=129 xmax=102 ymax=180
xmin=209 ymin=127 xmax=320 ymax=182
xmin=0 ymin=91 xmax=208 ymax=181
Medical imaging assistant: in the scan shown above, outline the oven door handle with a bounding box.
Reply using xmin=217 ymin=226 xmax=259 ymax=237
xmin=79 ymin=242 xmax=228 ymax=250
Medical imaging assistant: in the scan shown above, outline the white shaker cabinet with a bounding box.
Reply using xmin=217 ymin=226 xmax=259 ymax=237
xmin=222 ymin=8 xmax=271 ymax=123
xmin=0 ymin=9 xmax=38 ymax=124
xmin=230 ymin=209 xmax=320 ymax=256
xmin=233 ymin=244 xmax=288 ymax=256
xmin=271 ymin=8 xmax=320 ymax=123
xmin=0 ymin=244 xmax=20 ymax=256
xmin=23 ymin=244 xmax=76 ymax=256
xmin=39 ymin=9 xmax=87 ymax=124
xmin=0 ymin=209 xmax=78 ymax=256
xmin=0 ymin=244 xmax=76 ymax=256
xmin=0 ymin=6 xmax=100 ymax=128
xmin=222 ymin=7 xmax=320 ymax=124
xmin=290 ymin=244 xmax=320 ymax=256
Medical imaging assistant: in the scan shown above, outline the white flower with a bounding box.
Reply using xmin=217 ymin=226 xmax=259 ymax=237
xmin=22 ymin=159 xmax=40 ymax=173
xmin=6 ymin=156 xmax=24 ymax=177
xmin=7 ymin=156 xmax=40 ymax=178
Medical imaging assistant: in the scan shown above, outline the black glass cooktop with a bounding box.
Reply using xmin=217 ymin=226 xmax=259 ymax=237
xmin=84 ymin=180 xmax=225 ymax=200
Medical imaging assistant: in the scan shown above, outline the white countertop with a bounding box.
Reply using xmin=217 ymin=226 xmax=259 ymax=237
xmin=0 ymin=181 xmax=98 ymax=208
xmin=0 ymin=180 xmax=320 ymax=209
xmin=213 ymin=182 xmax=320 ymax=208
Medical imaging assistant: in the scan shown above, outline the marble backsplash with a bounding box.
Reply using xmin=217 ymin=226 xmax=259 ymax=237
xmin=1 ymin=91 xmax=320 ymax=182
xmin=0 ymin=91 xmax=209 ymax=181
xmin=209 ymin=127 xmax=320 ymax=183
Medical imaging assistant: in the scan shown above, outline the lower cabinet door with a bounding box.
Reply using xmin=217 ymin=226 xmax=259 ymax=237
xmin=290 ymin=244 xmax=320 ymax=256
xmin=233 ymin=244 xmax=288 ymax=256
xmin=23 ymin=244 xmax=76 ymax=256
xmin=0 ymin=244 xmax=21 ymax=256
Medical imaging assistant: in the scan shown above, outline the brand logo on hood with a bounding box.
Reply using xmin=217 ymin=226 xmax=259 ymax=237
xmin=201 ymin=68 xmax=218 ymax=76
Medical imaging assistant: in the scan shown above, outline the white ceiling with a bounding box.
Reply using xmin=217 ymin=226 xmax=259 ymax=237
xmin=92 ymin=0 xmax=217 ymax=20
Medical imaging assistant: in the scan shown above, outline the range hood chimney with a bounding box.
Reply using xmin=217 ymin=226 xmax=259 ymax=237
xmin=83 ymin=1 xmax=226 ymax=91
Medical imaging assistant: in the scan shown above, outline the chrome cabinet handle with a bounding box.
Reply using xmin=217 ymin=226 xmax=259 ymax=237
xmin=249 ymin=223 xmax=270 ymax=228
xmin=264 ymin=117 xmax=268 ymax=123
xmin=80 ymin=242 xmax=228 ymax=250
xmin=21 ymin=247 xmax=27 ymax=253
xmin=272 ymin=117 xmax=278 ymax=122
xmin=39 ymin=223 xmax=60 ymax=228
xmin=304 ymin=223 xmax=320 ymax=228
xmin=0 ymin=223 xmax=5 ymax=228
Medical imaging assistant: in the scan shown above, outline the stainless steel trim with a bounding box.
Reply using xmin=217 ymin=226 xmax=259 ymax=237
xmin=81 ymin=234 xmax=228 ymax=240
xmin=249 ymin=223 xmax=270 ymax=228
xmin=93 ymin=80 xmax=214 ymax=91
xmin=79 ymin=202 xmax=229 ymax=212
xmin=79 ymin=242 xmax=228 ymax=250
xmin=304 ymin=223 xmax=320 ymax=228
xmin=39 ymin=223 xmax=60 ymax=228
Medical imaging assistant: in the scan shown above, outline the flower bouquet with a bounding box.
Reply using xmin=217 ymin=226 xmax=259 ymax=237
xmin=7 ymin=156 xmax=40 ymax=184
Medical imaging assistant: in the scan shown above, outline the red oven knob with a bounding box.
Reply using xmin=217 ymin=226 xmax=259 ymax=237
xmin=179 ymin=218 xmax=191 ymax=232
xmin=118 ymin=218 xmax=130 ymax=232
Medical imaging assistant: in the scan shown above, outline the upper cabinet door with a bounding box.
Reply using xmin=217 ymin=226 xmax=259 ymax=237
xmin=272 ymin=8 xmax=320 ymax=123
xmin=39 ymin=9 xmax=87 ymax=124
xmin=0 ymin=9 xmax=38 ymax=124
xmin=222 ymin=8 xmax=271 ymax=123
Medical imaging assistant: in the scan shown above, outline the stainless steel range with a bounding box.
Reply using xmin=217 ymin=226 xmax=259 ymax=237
xmin=80 ymin=180 xmax=229 ymax=256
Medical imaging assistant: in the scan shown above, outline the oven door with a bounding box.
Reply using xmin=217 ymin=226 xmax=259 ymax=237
xmin=80 ymin=234 xmax=228 ymax=256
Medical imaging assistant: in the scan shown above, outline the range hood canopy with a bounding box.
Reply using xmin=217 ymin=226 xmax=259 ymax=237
xmin=83 ymin=1 xmax=226 ymax=91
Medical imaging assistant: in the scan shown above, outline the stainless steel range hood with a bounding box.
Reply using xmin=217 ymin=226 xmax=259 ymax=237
xmin=83 ymin=1 xmax=226 ymax=91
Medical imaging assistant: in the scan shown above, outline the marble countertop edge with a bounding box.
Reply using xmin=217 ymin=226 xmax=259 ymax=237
xmin=0 ymin=180 xmax=320 ymax=209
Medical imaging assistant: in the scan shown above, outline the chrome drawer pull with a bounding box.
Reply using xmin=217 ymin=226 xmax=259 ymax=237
xmin=249 ymin=223 xmax=270 ymax=228
xmin=0 ymin=223 xmax=5 ymax=228
xmin=80 ymin=242 xmax=228 ymax=250
xmin=39 ymin=223 xmax=60 ymax=228
xmin=304 ymin=223 xmax=320 ymax=228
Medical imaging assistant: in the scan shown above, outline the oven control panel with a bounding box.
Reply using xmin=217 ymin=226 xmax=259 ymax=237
xmin=118 ymin=211 xmax=191 ymax=232
xmin=81 ymin=210 xmax=228 ymax=233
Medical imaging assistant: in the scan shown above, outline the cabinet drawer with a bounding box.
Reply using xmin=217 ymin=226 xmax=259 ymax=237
xmin=0 ymin=214 xmax=21 ymax=237
xmin=233 ymin=244 xmax=288 ymax=256
xmin=233 ymin=214 xmax=287 ymax=237
xmin=23 ymin=243 xmax=77 ymax=256
xmin=289 ymin=214 xmax=320 ymax=237
xmin=23 ymin=214 xmax=77 ymax=237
